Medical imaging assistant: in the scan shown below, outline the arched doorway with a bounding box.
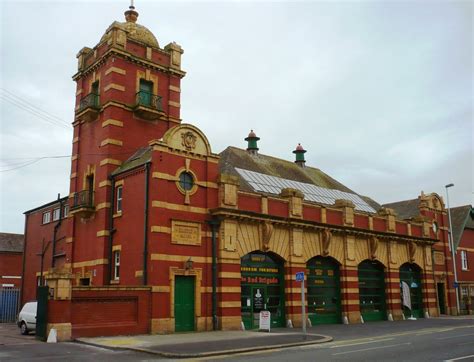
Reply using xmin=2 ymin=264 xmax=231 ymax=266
xmin=358 ymin=260 xmax=387 ymax=321
xmin=400 ymin=263 xmax=423 ymax=318
xmin=241 ymin=251 xmax=285 ymax=329
xmin=306 ymin=256 xmax=341 ymax=325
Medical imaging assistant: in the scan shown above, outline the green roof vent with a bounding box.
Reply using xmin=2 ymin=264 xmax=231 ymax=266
xmin=245 ymin=130 xmax=260 ymax=155
xmin=293 ymin=143 xmax=306 ymax=167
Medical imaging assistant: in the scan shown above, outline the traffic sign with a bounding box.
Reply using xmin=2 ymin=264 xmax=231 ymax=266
xmin=453 ymin=282 xmax=459 ymax=288
xmin=296 ymin=272 xmax=304 ymax=282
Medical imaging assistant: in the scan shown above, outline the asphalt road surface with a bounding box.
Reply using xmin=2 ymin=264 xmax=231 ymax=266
xmin=202 ymin=317 xmax=474 ymax=362
xmin=1 ymin=317 xmax=473 ymax=361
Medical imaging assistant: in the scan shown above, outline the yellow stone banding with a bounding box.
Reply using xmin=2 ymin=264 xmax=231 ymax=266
xmin=100 ymin=158 xmax=122 ymax=166
xmin=102 ymin=119 xmax=124 ymax=128
xmin=100 ymin=138 xmax=123 ymax=147
xmin=96 ymin=230 xmax=110 ymax=237
xmin=104 ymin=83 xmax=125 ymax=92
xmin=105 ymin=67 xmax=126 ymax=75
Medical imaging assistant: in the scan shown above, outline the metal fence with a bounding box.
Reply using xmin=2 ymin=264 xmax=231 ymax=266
xmin=0 ymin=287 xmax=20 ymax=323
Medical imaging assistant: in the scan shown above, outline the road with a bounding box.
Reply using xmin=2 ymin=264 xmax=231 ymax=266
xmin=0 ymin=323 xmax=159 ymax=361
xmin=203 ymin=317 xmax=474 ymax=362
xmin=1 ymin=317 xmax=473 ymax=361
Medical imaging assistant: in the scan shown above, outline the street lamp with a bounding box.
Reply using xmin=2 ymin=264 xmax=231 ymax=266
xmin=445 ymin=183 xmax=460 ymax=314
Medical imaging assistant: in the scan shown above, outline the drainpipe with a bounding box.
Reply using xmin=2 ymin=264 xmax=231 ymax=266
xmin=51 ymin=194 xmax=64 ymax=268
xmin=21 ymin=213 xmax=29 ymax=305
xmin=107 ymin=176 xmax=116 ymax=284
xmin=143 ymin=162 xmax=150 ymax=285
xmin=207 ymin=218 xmax=221 ymax=330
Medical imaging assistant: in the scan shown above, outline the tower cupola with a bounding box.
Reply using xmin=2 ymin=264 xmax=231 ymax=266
xmin=245 ymin=130 xmax=260 ymax=155
xmin=293 ymin=143 xmax=306 ymax=167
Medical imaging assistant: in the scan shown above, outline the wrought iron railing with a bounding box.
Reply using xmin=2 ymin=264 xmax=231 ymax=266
xmin=78 ymin=93 xmax=100 ymax=112
xmin=71 ymin=190 xmax=94 ymax=209
xmin=135 ymin=91 xmax=162 ymax=111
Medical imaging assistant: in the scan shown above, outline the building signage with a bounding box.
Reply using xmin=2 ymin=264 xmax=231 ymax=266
xmin=241 ymin=276 xmax=279 ymax=285
xmin=296 ymin=272 xmax=304 ymax=282
xmin=259 ymin=310 xmax=271 ymax=331
xmin=253 ymin=288 xmax=264 ymax=310
xmin=171 ymin=220 xmax=201 ymax=245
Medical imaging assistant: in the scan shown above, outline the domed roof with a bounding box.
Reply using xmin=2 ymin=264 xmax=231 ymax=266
xmin=100 ymin=6 xmax=159 ymax=48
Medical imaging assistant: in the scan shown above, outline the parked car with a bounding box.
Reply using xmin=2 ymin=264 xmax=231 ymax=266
xmin=17 ymin=301 xmax=37 ymax=335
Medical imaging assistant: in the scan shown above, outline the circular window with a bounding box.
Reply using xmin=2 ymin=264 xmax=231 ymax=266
xmin=179 ymin=171 xmax=194 ymax=191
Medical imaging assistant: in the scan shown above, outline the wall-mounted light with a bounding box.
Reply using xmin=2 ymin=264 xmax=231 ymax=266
xmin=185 ymin=257 xmax=193 ymax=270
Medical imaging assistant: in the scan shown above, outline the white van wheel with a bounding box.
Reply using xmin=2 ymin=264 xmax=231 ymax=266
xmin=20 ymin=322 xmax=28 ymax=335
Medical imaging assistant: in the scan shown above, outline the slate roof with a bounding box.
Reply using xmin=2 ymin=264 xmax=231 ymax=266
xmin=112 ymin=147 xmax=152 ymax=176
xmin=449 ymin=205 xmax=474 ymax=248
xmin=382 ymin=198 xmax=420 ymax=220
xmin=0 ymin=233 xmax=24 ymax=253
xmin=219 ymin=146 xmax=380 ymax=211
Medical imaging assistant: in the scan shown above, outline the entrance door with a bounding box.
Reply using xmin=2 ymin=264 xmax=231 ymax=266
xmin=175 ymin=276 xmax=195 ymax=332
xmin=139 ymin=79 xmax=153 ymax=106
xmin=241 ymin=252 xmax=285 ymax=329
xmin=400 ymin=263 xmax=423 ymax=318
xmin=437 ymin=283 xmax=446 ymax=315
xmin=358 ymin=260 xmax=387 ymax=322
xmin=307 ymin=256 xmax=341 ymax=325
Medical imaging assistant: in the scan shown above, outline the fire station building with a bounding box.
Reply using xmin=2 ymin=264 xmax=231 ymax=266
xmin=22 ymin=6 xmax=459 ymax=340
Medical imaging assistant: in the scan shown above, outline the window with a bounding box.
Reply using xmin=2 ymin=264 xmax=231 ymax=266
xmin=79 ymin=278 xmax=90 ymax=286
xmin=42 ymin=211 xmax=51 ymax=224
xmin=116 ymin=186 xmax=123 ymax=213
xmin=179 ymin=171 xmax=194 ymax=191
xmin=52 ymin=208 xmax=61 ymax=221
xmin=63 ymin=204 xmax=69 ymax=218
xmin=461 ymin=250 xmax=468 ymax=270
xmin=113 ymin=251 xmax=120 ymax=280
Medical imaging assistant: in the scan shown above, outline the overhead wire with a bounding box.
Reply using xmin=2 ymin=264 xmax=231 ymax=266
xmin=0 ymin=88 xmax=71 ymax=130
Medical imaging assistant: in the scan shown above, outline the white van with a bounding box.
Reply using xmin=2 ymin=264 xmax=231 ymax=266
xmin=17 ymin=301 xmax=37 ymax=335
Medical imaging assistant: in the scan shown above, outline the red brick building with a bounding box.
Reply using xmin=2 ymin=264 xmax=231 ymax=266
xmin=0 ymin=233 xmax=24 ymax=288
xmin=21 ymin=5 xmax=459 ymax=340
xmin=449 ymin=205 xmax=474 ymax=313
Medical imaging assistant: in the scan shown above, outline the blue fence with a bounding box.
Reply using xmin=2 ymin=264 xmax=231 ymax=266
xmin=0 ymin=288 xmax=20 ymax=323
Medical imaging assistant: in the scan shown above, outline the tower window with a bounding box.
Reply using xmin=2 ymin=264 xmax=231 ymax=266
xmin=116 ymin=186 xmax=123 ymax=213
xmin=461 ymin=250 xmax=468 ymax=270
xmin=113 ymin=250 xmax=120 ymax=280
xmin=138 ymin=79 xmax=154 ymax=106
xmin=179 ymin=172 xmax=194 ymax=191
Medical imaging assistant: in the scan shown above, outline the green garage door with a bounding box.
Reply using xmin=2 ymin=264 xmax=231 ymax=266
xmin=400 ymin=263 xmax=423 ymax=319
xmin=358 ymin=260 xmax=386 ymax=322
xmin=307 ymin=256 xmax=341 ymax=325
xmin=175 ymin=276 xmax=195 ymax=332
xmin=241 ymin=252 xmax=285 ymax=330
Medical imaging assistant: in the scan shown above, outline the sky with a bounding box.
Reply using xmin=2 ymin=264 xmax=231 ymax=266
xmin=0 ymin=0 xmax=472 ymax=234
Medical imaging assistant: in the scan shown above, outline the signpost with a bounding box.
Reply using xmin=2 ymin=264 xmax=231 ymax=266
xmin=295 ymin=272 xmax=306 ymax=339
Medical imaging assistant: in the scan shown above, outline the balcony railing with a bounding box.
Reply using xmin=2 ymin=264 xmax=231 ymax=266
xmin=135 ymin=91 xmax=163 ymax=111
xmin=78 ymin=93 xmax=100 ymax=112
xmin=71 ymin=190 xmax=94 ymax=210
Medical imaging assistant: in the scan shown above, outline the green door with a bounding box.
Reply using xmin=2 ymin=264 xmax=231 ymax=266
xmin=400 ymin=263 xmax=423 ymax=318
xmin=139 ymin=79 xmax=153 ymax=106
xmin=358 ymin=260 xmax=387 ymax=322
xmin=307 ymin=256 xmax=341 ymax=325
xmin=241 ymin=252 xmax=285 ymax=329
xmin=175 ymin=276 xmax=195 ymax=332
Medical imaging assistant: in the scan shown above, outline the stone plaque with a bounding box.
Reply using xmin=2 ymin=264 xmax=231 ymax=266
xmin=171 ymin=220 xmax=201 ymax=246
xmin=433 ymin=251 xmax=445 ymax=266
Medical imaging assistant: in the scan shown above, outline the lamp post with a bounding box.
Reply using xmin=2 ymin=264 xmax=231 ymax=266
xmin=445 ymin=183 xmax=460 ymax=314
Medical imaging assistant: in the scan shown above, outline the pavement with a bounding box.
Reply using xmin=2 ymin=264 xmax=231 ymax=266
xmin=76 ymin=329 xmax=332 ymax=358
xmin=75 ymin=316 xmax=474 ymax=359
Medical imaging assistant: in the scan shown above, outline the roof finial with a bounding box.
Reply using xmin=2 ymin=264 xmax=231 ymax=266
xmin=125 ymin=0 xmax=139 ymax=23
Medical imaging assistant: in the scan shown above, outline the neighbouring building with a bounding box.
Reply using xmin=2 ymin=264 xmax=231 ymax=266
xmin=449 ymin=205 xmax=474 ymax=314
xmin=0 ymin=232 xmax=24 ymax=288
xmin=21 ymin=5 xmax=459 ymax=341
